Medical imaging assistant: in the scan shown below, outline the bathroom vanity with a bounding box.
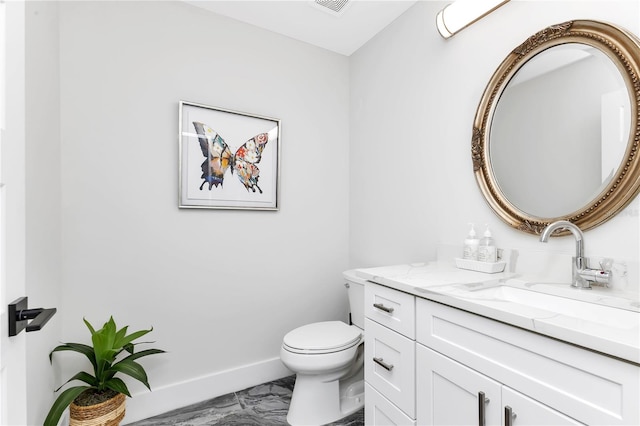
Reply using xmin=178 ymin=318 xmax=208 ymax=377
xmin=359 ymin=262 xmax=640 ymax=426
xmin=357 ymin=17 xmax=640 ymax=426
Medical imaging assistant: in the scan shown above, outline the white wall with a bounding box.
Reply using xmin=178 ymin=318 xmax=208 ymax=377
xmin=349 ymin=0 xmax=640 ymax=296
xmin=25 ymin=1 xmax=350 ymax=423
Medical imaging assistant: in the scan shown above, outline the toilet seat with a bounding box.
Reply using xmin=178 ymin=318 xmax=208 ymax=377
xmin=283 ymin=321 xmax=362 ymax=354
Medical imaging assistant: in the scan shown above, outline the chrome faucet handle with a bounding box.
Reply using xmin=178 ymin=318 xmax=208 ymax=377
xmin=578 ymin=268 xmax=610 ymax=287
xmin=577 ymin=258 xmax=612 ymax=288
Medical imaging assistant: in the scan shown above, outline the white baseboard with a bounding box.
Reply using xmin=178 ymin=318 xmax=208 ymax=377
xmin=121 ymin=357 xmax=293 ymax=424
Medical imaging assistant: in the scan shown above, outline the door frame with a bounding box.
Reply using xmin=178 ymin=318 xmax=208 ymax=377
xmin=0 ymin=0 xmax=29 ymax=424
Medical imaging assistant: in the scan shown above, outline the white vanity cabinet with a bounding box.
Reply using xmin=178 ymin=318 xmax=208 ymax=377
xmin=364 ymin=282 xmax=416 ymax=425
xmin=361 ymin=277 xmax=639 ymax=425
xmin=416 ymin=298 xmax=640 ymax=425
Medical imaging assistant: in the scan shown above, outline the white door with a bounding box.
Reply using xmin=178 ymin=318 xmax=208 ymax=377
xmin=0 ymin=0 xmax=29 ymax=424
xmin=601 ymin=88 xmax=630 ymax=183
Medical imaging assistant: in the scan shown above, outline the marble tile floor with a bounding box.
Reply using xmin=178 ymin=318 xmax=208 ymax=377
xmin=126 ymin=375 xmax=364 ymax=426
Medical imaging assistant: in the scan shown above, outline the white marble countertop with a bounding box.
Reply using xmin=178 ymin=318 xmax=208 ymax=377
xmin=356 ymin=261 xmax=640 ymax=365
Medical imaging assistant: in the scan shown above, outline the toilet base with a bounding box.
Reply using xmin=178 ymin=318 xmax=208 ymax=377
xmin=339 ymin=376 xmax=365 ymax=417
xmin=286 ymin=369 xmax=364 ymax=426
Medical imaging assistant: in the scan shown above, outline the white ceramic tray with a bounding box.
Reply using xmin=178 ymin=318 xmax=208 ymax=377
xmin=455 ymin=258 xmax=506 ymax=274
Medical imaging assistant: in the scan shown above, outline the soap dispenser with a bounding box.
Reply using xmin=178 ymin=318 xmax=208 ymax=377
xmin=463 ymin=223 xmax=479 ymax=260
xmin=478 ymin=224 xmax=497 ymax=263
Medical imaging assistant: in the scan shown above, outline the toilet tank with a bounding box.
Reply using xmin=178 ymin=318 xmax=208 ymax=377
xmin=343 ymin=269 xmax=366 ymax=329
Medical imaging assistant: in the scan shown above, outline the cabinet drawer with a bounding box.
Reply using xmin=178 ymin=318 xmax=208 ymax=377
xmin=365 ymin=318 xmax=415 ymax=418
xmin=365 ymin=282 xmax=415 ymax=338
xmin=365 ymin=383 xmax=416 ymax=426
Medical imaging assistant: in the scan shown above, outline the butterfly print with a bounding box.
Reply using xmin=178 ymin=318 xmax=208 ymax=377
xmin=193 ymin=122 xmax=272 ymax=194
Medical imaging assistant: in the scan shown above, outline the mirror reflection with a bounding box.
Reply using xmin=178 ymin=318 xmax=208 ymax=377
xmin=490 ymin=43 xmax=630 ymax=218
xmin=473 ymin=20 xmax=640 ymax=234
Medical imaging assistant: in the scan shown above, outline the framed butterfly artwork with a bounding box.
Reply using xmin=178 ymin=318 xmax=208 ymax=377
xmin=179 ymin=101 xmax=281 ymax=210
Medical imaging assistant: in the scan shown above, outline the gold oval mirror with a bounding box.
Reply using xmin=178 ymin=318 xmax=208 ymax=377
xmin=473 ymin=20 xmax=640 ymax=235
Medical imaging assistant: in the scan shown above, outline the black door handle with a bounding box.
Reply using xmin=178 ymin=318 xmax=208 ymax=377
xmin=8 ymin=297 xmax=57 ymax=337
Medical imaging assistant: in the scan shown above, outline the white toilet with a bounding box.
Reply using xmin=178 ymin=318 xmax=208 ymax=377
xmin=280 ymin=270 xmax=366 ymax=426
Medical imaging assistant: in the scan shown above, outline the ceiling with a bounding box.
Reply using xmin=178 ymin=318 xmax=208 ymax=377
xmin=183 ymin=0 xmax=419 ymax=56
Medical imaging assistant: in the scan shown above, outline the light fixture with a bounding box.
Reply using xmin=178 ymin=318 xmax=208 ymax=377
xmin=436 ymin=0 xmax=510 ymax=39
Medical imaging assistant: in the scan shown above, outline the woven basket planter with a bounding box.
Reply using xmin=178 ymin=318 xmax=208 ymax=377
xmin=69 ymin=392 xmax=125 ymax=426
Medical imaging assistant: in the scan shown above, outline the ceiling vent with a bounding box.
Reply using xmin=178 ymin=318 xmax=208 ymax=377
xmin=311 ymin=0 xmax=351 ymax=16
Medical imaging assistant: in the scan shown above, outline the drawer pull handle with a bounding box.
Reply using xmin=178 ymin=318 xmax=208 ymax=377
xmin=373 ymin=303 xmax=394 ymax=314
xmin=373 ymin=357 xmax=394 ymax=371
xmin=478 ymin=391 xmax=490 ymax=426
xmin=504 ymin=406 xmax=517 ymax=426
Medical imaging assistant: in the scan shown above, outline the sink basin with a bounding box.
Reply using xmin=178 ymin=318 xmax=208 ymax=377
xmin=457 ymin=284 xmax=639 ymax=329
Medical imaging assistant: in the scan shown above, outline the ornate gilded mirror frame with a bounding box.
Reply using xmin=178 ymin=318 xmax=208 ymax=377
xmin=473 ymin=20 xmax=640 ymax=235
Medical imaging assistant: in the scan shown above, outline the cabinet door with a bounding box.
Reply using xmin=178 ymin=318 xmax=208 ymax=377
xmin=366 ymin=383 xmax=416 ymax=426
xmin=501 ymin=387 xmax=584 ymax=426
xmin=417 ymin=345 xmax=502 ymax=426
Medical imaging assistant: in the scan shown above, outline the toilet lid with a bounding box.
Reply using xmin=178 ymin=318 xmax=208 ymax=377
xmin=283 ymin=321 xmax=362 ymax=353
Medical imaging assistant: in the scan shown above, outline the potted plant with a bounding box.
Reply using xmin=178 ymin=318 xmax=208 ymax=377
xmin=44 ymin=317 xmax=165 ymax=426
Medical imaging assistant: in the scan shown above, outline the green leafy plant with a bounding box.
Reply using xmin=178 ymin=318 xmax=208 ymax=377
xmin=44 ymin=317 xmax=165 ymax=426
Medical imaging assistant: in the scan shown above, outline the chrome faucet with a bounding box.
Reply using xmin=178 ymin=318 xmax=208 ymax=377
xmin=539 ymin=220 xmax=610 ymax=289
